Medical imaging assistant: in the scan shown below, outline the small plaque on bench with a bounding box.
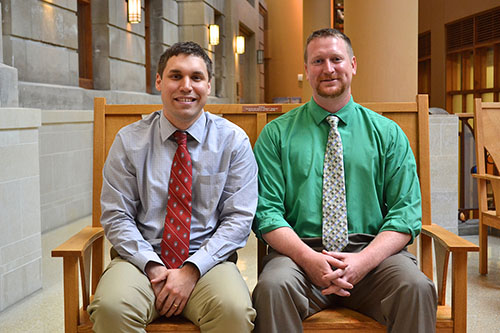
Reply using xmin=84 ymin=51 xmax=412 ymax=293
xmin=242 ymin=105 xmax=283 ymax=112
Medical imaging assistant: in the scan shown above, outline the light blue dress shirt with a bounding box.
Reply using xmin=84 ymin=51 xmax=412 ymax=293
xmin=100 ymin=110 xmax=258 ymax=277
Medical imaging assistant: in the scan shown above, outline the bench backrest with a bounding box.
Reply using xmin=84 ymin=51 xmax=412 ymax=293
xmin=474 ymin=99 xmax=500 ymax=216
xmin=92 ymin=95 xmax=432 ymax=277
xmin=474 ymin=99 xmax=500 ymax=176
xmin=91 ymin=97 xmax=300 ymax=227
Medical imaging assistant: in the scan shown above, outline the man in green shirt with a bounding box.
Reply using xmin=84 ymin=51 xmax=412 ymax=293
xmin=252 ymin=28 xmax=437 ymax=333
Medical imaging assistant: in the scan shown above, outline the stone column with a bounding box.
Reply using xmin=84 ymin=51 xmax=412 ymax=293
xmin=0 ymin=2 xmax=19 ymax=108
xmin=178 ymin=0 xmax=215 ymax=95
xmin=92 ymin=0 xmax=111 ymax=90
xmin=429 ymin=113 xmax=459 ymax=234
xmin=0 ymin=2 xmax=3 ymax=63
xmin=148 ymin=0 xmax=179 ymax=93
xmin=92 ymin=0 xmax=146 ymax=92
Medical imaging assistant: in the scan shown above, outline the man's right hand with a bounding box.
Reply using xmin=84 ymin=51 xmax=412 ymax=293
xmin=145 ymin=262 xmax=169 ymax=309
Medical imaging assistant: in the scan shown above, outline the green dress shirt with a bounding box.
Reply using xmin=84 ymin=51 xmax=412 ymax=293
xmin=253 ymin=97 xmax=422 ymax=244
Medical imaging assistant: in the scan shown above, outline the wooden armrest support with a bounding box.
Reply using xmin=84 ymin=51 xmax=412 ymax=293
xmin=52 ymin=226 xmax=104 ymax=258
xmin=472 ymin=173 xmax=500 ymax=182
xmin=51 ymin=226 xmax=105 ymax=332
xmin=421 ymin=224 xmax=479 ymax=253
xmin=422 ymin=224 xmax=477 ymax=329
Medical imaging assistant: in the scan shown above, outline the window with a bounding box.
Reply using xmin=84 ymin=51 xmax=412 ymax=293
xmin=77 ymin=0 xmax=93 ymax=89
xmin=418 ymin=31 xmax=431 ymax=96
xmin=145 ymin=0 xmax=152 ymax=93
xmin=258 ymin=4 xmax=267 ymax=103
xmin=446 ymin=7 xmax=500 ymax=113
xmin=214 ymin=10 xmax=224 ymax=98
xmin=330 ymin=0 xmax=344 ymax=32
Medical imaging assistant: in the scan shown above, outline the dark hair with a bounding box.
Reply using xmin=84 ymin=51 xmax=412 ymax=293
xmin=304 ymin=28 xmax=354 ymax=62
xmin=157 ymin=41 xmax=213 ymax=81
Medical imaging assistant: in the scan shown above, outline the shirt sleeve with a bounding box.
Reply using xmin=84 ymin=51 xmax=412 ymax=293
xmin=100 ymin=133 xmax=163 ymax=274
xmin=252 ymin=124 xmax=293 ymax=239
xmin=379 ymin=123 xmax=422 ymax=243
xmin=185 ymin=134 xmax=258 ymax=276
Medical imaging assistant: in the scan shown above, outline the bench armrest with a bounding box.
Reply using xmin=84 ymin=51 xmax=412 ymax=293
xmin=472 ymin=173 xmax=500 ymax=182
xmin=52 ymin=226 xmax=104 ymax=258
xmin=421 ymin=222 xmax=478 ymax=327
xmin=51 ymin=226 xmax=105 ymax=332
xmin=421 ymin=224 xmax=479 ymax=253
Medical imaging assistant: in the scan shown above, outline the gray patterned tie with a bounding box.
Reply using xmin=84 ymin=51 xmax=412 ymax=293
xmin=322 ymin=115 xmax=348 ymax=252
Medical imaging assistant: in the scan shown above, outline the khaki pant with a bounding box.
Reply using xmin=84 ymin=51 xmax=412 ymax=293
xmin=252 ymin=234 xmax=437 ymax=333
xmin=88 ymin=257 xmax=255 ymax=333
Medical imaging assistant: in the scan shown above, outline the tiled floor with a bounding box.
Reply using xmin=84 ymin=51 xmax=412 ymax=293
xmin=1 ymin=216 xmax=499 ymax=332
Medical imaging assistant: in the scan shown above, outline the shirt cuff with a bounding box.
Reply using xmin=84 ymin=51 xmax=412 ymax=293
xmin=380 ymin=219 xmax=419 ymax=244
xmin=131 ymin=250 xmax=164 ymax=274
xmin=255 ymin=215 xmax=291 ymax=239
xmin=185 ymin=248 xmax=217 ymax=277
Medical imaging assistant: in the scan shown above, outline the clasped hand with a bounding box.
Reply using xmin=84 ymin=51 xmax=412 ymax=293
xmin=302 ymin=250 xmax=372 ymax=297
xmin=146 ymin=262 xmax=200 ymax=317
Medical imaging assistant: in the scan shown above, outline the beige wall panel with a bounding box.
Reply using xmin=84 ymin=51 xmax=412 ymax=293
xmin=301 ymin=0 xmax=331 ymax=102
xmin=266 ymin=0 xmax=303 ymax=102
xmin=346 ymin=0 xmax=418 ymax=103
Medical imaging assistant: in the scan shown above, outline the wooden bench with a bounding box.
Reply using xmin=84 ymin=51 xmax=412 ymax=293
xmin=52 ymin=95 xmax=478 ymax=332
xmin=473 ymin=99 xmax=500 ymax=275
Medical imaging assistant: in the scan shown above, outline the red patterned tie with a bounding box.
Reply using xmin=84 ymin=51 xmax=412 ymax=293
xmin=161 ymin=131 xmax=192 ymax=269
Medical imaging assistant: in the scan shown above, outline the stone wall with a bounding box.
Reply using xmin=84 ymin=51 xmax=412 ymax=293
xmin=149 ymin=0 xmax=179 ymax=91
xmin=92 ymin=0 xmax=146 ymax=91
xmin=1 ymin=0 xmax=78 ymax=86
xmin=39 ymin=110 xmax=93 ymax=232
xmin=0 ymin=2 xmax=2 ymax=63
xmin=0 ymin=2 xmax=19 ymax=108
xmin=0 ymin=107 xmax=42 ymax=311
xmin=0 ymin=0 xmax=264 ymax=108
xmin=0 ymin=63 xmax=18 ymax=107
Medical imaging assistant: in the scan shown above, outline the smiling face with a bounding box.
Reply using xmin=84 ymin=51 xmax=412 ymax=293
xmin=155 ymin=53 xmax=211 ymax=130
xmin=305 ymin=36 xmax=356 ymax=106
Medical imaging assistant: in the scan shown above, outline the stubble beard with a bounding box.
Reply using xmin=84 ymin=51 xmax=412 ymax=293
xmin=316 ymin=81 xmax=346 ymax=99
xmin=316 ymin=78 xmax=347 ymax=98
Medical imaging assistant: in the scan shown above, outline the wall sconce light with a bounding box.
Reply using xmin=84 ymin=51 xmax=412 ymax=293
xmin=257 ymin=49 xmax=264 ymax=64
xmin=236 ymin=36 xmax=245 ymax=54
xmin=209 ymin=24 xmax=220 ymax=45
xmin=127 ymin=0 xmax=141 ymax=24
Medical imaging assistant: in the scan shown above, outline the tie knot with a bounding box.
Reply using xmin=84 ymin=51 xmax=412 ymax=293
xmin=326 ymin=115 xmax=339 ymax=129
xmin=173 ymin=131 xmax=188 ymax=146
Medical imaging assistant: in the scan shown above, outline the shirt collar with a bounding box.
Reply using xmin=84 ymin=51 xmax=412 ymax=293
xmin=160 ymin=111 xmax=206 ymax=143
xmin=309 ymin=96 xmax=355 ymax=126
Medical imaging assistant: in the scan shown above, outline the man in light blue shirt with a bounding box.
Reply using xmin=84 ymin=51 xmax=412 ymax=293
xmin=88 ymin=41 xmax=258 ymax=332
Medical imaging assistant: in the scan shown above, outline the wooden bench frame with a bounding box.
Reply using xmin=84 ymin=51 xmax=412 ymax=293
xmin=472 ymin=99 xmax=500 ymax=275
xmin=52 ymin=95 xmax=478 ymax=332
